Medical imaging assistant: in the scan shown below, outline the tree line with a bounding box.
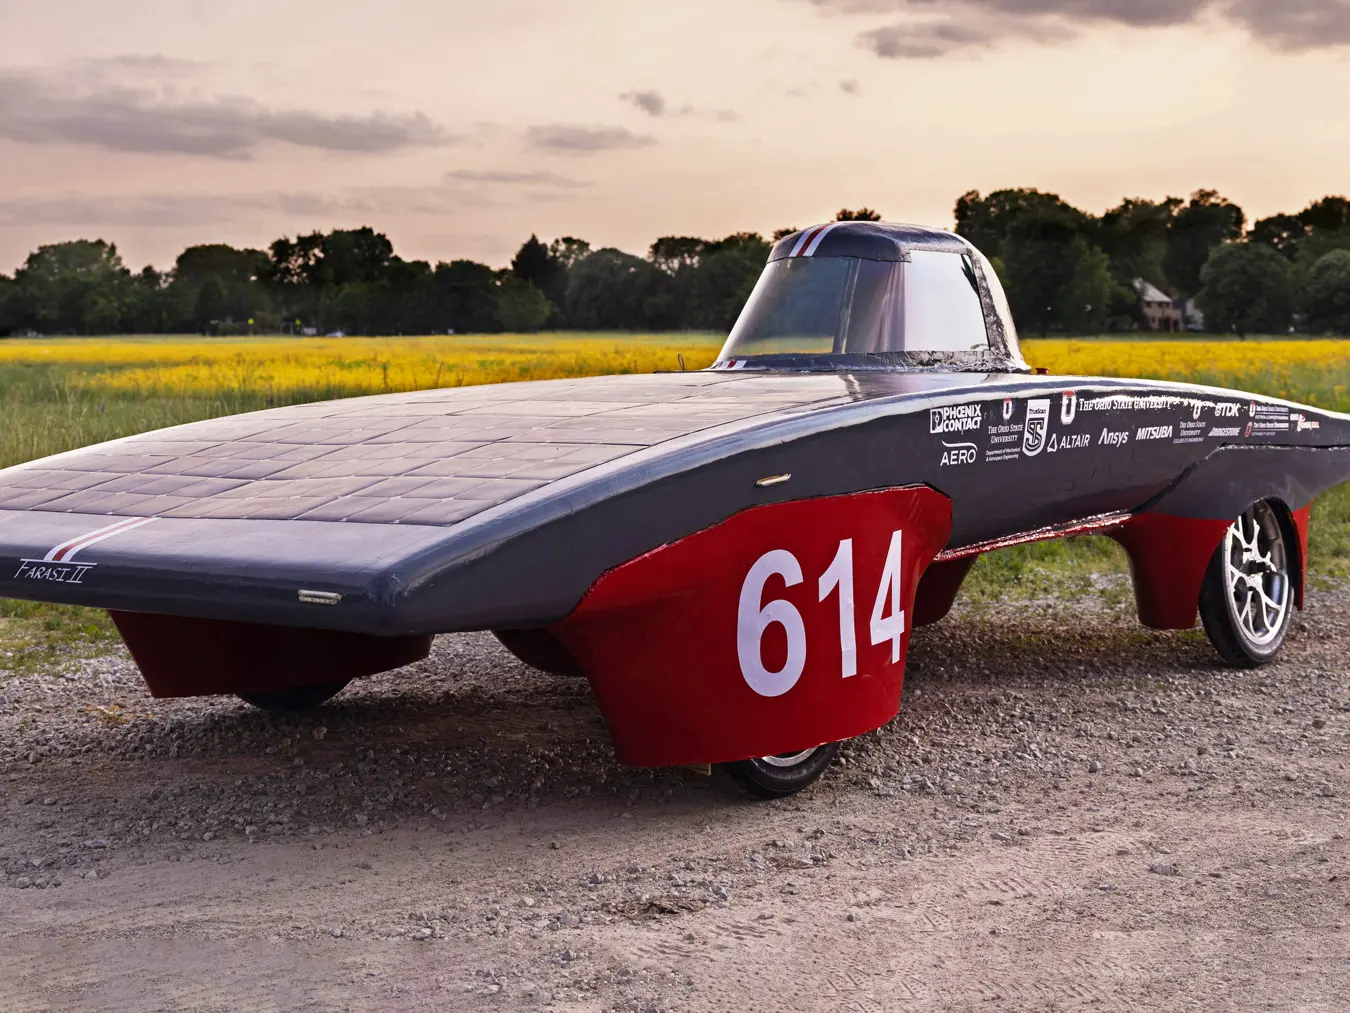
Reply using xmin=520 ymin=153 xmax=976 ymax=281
xmin=1 ymin=194 xmax=1348 ymax=338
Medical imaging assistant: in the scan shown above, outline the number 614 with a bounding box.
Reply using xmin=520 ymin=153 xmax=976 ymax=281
xmin=736 ymin=531 xmax=906 ymax=698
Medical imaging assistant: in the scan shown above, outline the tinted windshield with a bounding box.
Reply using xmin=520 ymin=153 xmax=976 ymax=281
xmin=719 ymin=252 xmax=990 ymax=360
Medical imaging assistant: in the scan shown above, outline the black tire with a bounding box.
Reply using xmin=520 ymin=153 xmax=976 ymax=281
xmin=238 ymin=680 xmax=351 ymax=712
xmin=717 ymin=742 xmax=841 ymax=800
xmin=1198 ymin=500 xmax=1294 ymax=668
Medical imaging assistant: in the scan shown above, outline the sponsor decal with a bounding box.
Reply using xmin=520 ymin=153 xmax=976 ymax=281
xmin=12 ymin=516 xmax=156 ymax=585
xmin=1192 ymin=402 xmax=1203 ymax=421
xmin=1060 ymin=391 xmax=1077 ymax=426
xmin=1099 ymin=429 xmax=1129 ymax=448
xmin=1002 ymin=398 xmax=1014 ymax=421
xmin=1292 ymin=413 xmax=1321 ymax=432
xmin=1245 ymin=421 xmax=1254 ymax=437
xmin=1209 ymin=426 xmax=1242 ymax=437
xmin=1214 ymin=402 xmax=1241 ymax=418
xmin=1022 ymin=399 xmax=1051 ymax=456
xmin=940 ymin=441 xmax=978 ymax=466
xmin=1047 ymin=432 xmax=1091 ymax=453
xmin=1174 ymin=418 xmax=1207 ymax=444
xmin=930 ymin=403 xmax=983 ymax=435
xmin=1136 ymin=425 xmax=1174 ymax=441
xmin=13 ymin=560 xmax=96 ymax=585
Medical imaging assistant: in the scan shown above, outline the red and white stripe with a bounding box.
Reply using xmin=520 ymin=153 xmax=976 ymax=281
xmin=43 ymin=516 xmax=157 ymax=562
xmin=787 ymin=222 xmax=841 ymax=258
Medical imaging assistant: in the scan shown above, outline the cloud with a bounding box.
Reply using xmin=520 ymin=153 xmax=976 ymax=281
xmin=525 ymin=124 xmax=656 ymax=153
xmin=618 ymin=90 xmax=739 ymax=122
xmin=620 ymin=89 xmax=668 ymax=117
xmin=839 ymin=78 xmax=860 ymax=94
xmin=797 ymin=0 xmax=1350 ymax=57
xmin=1228 ymin=0 xmax=1350 ymax=50
xmin=445 ymin=169 xmax=592 ymax=188
xmin=0 ymin=67 xmax=457 ymax=158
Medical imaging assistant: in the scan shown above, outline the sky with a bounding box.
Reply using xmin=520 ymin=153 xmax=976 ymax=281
xmin=1 ymin=0 xmax=1349 ymax=272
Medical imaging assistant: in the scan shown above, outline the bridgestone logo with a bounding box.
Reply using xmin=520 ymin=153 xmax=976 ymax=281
xmin=1135 ymin=425 xmax=1173 ymax=441
xmin=930 ymin=404 xmax=983 ymax=434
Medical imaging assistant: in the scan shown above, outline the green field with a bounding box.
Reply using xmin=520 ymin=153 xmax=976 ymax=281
xmin=1 ymin=333 xmax=1347 ymax=674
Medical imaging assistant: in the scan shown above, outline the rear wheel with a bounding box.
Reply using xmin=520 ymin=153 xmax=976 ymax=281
xmin=717 ymin=742 xmax=841 ymax=800
xmin=1199 ymin=501 xmax=1293 ymax=667
xmin=238 ymin=680 xmax=351 ymax=712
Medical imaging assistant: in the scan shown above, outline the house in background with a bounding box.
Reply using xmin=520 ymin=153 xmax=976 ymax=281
xmin=1133 ymin=278 xmax=1183 ymax=332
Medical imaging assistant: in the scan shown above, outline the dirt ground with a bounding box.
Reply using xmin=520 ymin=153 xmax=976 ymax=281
xmin=2 ymin=587 xmax=1347 ymax=1013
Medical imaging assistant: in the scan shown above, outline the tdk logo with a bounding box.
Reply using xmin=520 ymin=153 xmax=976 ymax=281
xmin=930 ymin=404 xmax=983 ymax=434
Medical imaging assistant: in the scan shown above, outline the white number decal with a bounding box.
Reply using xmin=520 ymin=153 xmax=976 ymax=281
xmin=737 ymin=530 xmax=907 ymax=695
xmin=869 ymin=530 xmax=905 ymax=664
xmin=737 ymin=549 xmax=807 ymax=698
xmin=817 ymin=538 xmax=857 ymax=678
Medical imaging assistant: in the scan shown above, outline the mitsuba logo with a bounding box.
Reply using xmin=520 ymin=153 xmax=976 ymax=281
xmin=1135 ymin=425 xmax=1173 ymax=441
xmin=1214 ymin=402 xmax=1240 ymax=418
xmin=940 ymin=441 xmax=978 ymax=466
xmin=1022 ymin=399 xmax=1051 ymax=456
xmin=930 ymin=404 xmax=982 ymax=434
xmin=1099 ymin=429 xmax=1129 ymax=448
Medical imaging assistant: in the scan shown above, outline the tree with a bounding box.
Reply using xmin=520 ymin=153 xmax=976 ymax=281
xmin=10 ymin=239 xmax=131 ymax=334
xmin=431 ymin=260 xmax=503 ymax=334
xmin=1197 ymin=243 xmax=1293 ymax=336
xmin=771 ymin=226 xmax=799 ymax=241
xmin=1097 ymin=197 xmax=1179 ymax=287
xmin=1250 ymin=213 xmax=1308 ymax=261
xmin=496 ymin=276 xmax=552 ymax=332
xmin=1301 ymin=249 xmax=1350 ymax=335
xmin=193 ymin=276 xmax=227 ymax=333
xmin=686 ymin=233 xmax=770 ymax=332
xmin=0 ymin=273 xmax=15 ymax=335
xmin=954 ymin=189 xmax=1082 ymax=261
xmin=834 ymin=208 xmax=881 ymax=222
xmin=510 ymin=234 xmax=563 ymax=306
xmin=565 ymin=249 xmax=661 ymax=330
xmin=1164 ymin=189 xmax=1245 ymax=298
xmin=996 ymin=205 xmax=1115 ymax=335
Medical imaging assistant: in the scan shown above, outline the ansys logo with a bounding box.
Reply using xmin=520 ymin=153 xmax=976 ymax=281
xmin=1022 ymin=399 xmax=1051 ymax=456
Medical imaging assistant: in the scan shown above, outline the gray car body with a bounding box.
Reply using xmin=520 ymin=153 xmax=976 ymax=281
xmin=1 ymin=366 xmax=1348 ymax=637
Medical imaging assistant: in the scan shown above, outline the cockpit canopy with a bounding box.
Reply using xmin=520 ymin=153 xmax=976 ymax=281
xmin=715 ymin=221 xmax=1025 ymax=372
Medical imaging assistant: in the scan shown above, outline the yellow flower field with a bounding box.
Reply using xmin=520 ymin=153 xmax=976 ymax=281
xmin=0 ymin=334 xmax=724 ymax=401
xmin=1 ymin=333 xmax=1345 ymax=410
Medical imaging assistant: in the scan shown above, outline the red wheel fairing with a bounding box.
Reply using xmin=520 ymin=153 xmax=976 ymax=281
xmin=548 ymin=487 xmax=951 ymax=768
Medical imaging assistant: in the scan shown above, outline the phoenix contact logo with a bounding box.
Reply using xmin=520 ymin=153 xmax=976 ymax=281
xmin=1136 ymin=425 xmax=1174 ymax=441
xmin=930 ymin=404 xmax=982 ymax=434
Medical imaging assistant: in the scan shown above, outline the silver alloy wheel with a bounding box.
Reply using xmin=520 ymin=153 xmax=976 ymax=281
xmin=758 ymin=747 xmax=820 ymax=768
xmin=1222 ymin=501 xmax=1290 ymax=647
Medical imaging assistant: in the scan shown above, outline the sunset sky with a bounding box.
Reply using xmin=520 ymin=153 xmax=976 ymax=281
xmin=2 ymin=0 xmax=1348 ymax=272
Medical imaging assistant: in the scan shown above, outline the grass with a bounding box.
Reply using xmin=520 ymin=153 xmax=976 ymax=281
xmin=0 ymin=332 xmax=1347 ymax=670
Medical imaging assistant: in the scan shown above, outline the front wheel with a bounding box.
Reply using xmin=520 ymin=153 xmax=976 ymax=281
xmin=1199 ymin=501 xmax=1293 ymax=667
xmin=717 ymin=742 xmax=841 ymax=800
xmin=238 ymin=680 xmax=351 ymax=712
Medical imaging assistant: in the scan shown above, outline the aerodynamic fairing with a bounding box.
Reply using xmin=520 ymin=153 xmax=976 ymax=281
xmin=2 ymin=220 xmax=1347 ymax=797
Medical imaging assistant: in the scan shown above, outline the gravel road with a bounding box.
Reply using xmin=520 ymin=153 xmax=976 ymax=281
xmin=3 ymin=586 xmax=1348 ymax=1013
